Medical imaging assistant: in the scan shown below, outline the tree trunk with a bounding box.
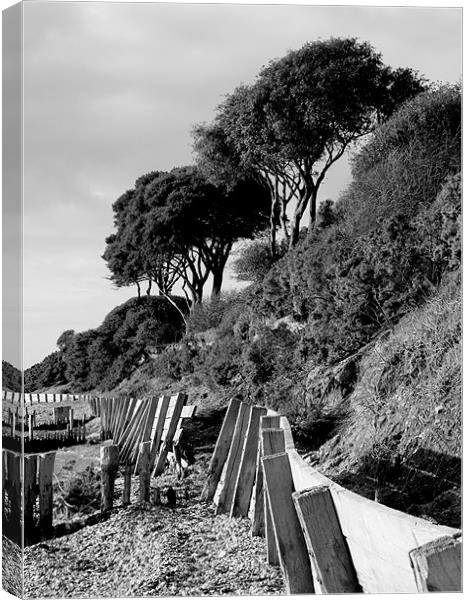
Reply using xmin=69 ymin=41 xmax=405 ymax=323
xmin=270 ymin=198 xmax=279 ymax=257
xmin=136 ymin=281 xmax=141 ymax=299
xmin=146 ymin=279 xmax=152 ymax=296
xmin=308 ymin=187 xmax=319 ymax=231
xmin=211 ymin=268 xmax=224 ymax=299
xmin=289 ymin=212 xmax=303 ymax=247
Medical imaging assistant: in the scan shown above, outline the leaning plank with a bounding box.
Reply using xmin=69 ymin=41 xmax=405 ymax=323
xmin=263 ymin=452 xmax=314 ymax=594
xmin=149 ymin=395 xmax=171 ymax=473
xmin=231 ymin=406 xmax=267 ymax=518
xmin=215 ymin=402 xmax=251 ymax=514
xmin=38 ymin=452 xmax=56 ymax=533
xmin=409 ymin=535 xmax=462 ymax=592
xmin=24 ymin=455 xmax=38 ymax=537
xmin=261 ymin=428 xmax=286 ymax=565
xmin=293 ymin=485 xmax=361 ymax=593
xmin=261 ymin=415 xmax=281 ymax=429
xmin=153 ymin=393 xmax=187 ymax=476
xmin=201 ymin=398 xmax=242 ymax=502
xmin=251 ymin=418 xmax=282 ymax=537
xmin=133 ymin=397 xmax=160 ymax=474
xmin=286 ymin=446 xmax=459 ymax=593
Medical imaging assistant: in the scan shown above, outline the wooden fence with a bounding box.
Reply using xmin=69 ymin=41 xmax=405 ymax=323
xmin=2 ymin=449 xmax=56 ymax=544
xmin=3 ymin=391 xmax=94 ymax=404
xmin=204 ymin=399 xmax=462 ymax=594
xmin=88 ymin=393 xmax=196 ymax=473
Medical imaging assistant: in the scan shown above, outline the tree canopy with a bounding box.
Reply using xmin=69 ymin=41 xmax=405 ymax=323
xmin=194 ymin=37 xmax=425 ymax=252
xmin=103 ymin=166 xmax=270 ymax=306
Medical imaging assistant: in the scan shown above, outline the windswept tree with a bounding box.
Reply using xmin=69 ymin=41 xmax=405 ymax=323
xmin=103 ymin=166 xmax=270 ymax=308
xmin=194 ymin=37 xmax=425 ymax=251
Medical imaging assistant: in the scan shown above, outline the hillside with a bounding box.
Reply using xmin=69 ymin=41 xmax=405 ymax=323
xmin=1 ymin=360 xmax=22 ymax=392
xmin=23 ymin=86 xmax=461 ymax=527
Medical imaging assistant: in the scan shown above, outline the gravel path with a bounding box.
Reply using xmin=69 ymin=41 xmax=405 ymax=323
xmin=2 ymin=536 xmax=22 ymax=597
xmin=24 ymin=453 xmax=285 ymax=598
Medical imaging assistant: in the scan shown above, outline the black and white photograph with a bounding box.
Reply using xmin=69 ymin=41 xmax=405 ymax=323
xmin=1 ymin=1 xmax=462 ymax=597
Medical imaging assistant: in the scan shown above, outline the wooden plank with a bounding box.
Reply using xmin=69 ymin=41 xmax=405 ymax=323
xmin=129 ymin=400 xmax=153 ymax=466
xmin=263 ymin=452 xmax=314 ymax=594
xmin=261 ymin=415 xmax=281 ymax=429
xmin=165 ymin=404 xmax=197 ymax=420
xmin=293 ymin=485 xmax=361 ymax=593
xmin=153 ymin=393 xmax=187 ymax=476
xmin=100 ymin=445 xmax=119 ymax=512
xmin=118 ymin=400 xmax=146 ymax=454
xmin=231 ymin=406 xmax=267 ymax=518
xmin=251 ymin=434 xmax=265 ymax=537
xmin=201 ymin=398 xmax=242 ymax=502
xmin=122 ymin=464 xmax=132 ymax=506
xmin=38 ymin=452 xmax=56 ymax=532
xmin=149 ymin=395 xmax=171 ymax=473
xmin=250 ymin=417 xmax=280 ymax=537
xmin=215 ymin=402 xmax=250 ymax=514
xmin=115 ymin=397 xmax=137 ymax=445
xmin=287 ymin=446 xmax=459 ymax=593
xmin=409 ymin=535 xmax=461 ymax=592
xmin=24 ymin=455 xmax=38 ymax=539
xmin=120 ymin=401 xmax=149 ymax=464
xmin=133 ymin=397 xmax=160 ymax=474
xmin=261 ymin=428 xmax=286 ymax=565
xmin=138 ymin=441 xmax=151 ymax=502
xmin=7 ymin=451 xmax=21 ymax=537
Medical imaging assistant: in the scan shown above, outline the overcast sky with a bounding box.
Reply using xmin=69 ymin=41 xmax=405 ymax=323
xmin=11 ymin=1 xmax=462 ymax=368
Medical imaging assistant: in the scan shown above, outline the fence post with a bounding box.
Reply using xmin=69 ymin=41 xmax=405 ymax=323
xmin=251 ymin=416 xmax=282 ymax=538
xmin=262 ymin=428 xmax=286 ymax=565
xmin=216 ymin=402 xmax=250 ymax=514
xmin=201 ymin=398 xmax=242 ymax=502
xmin=24 ymin=455 xmax=38 ymax=543
xmin=38 ymin=452 xmax=56 ymax=534
xmin=409 ymin=535 xmax=462 ymax=592
xmin=138 ymin=441 xmax=151 ymax=503
xmin=292 ymin=485 xmax=361 ymax=593
xmin=231 ymin=406 xmax=267 ymax=518
xmin=28 ymin=413 xmax=34 ymax=441
xmin=100 ymin=444 xmax=119 ymax=512
xmin=263 ymin=452 xmax=315 ymax=594
xmin=122 ymin=463 xmax=132 ymax=505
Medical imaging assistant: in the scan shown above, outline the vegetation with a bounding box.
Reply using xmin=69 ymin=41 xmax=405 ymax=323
xmin=2 ymin=360 xmax=22 ymax=391
xmin=25 ymin=39 xmax=460 ymax=523
xmin=103 ymin=166 xmax=270 ymax=306
xmin=194 ymin=38 xmax=425 ymax=252
xmin=25 ymin=296 xmax=186 ymax=392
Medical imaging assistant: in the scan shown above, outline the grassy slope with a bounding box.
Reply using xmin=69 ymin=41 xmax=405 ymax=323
xmin=315 ymin=275 xmax=461 ymax=526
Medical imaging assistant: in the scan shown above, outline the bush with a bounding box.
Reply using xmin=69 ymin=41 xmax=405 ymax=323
xmin=56 ymin=467 xmax=101 ymax=516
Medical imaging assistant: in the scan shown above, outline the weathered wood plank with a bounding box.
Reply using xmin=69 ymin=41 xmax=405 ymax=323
xmin=24 ymin=455 xmax=38 ymax=539
xmin=261 ymin=428 xmax=286 ymax=565
xmin=38 ymin=452 xmax=56 ymax=532
xmin=263 ymin=452 xmax=314 ymax=594
xmin=287 ymin=446 xmax=459 ymax=593
xmin=149 ymin=395 xmax=171 ymax=473
xmin=215 ymin=402 xmax=251 ymax=514
xmin=100 ymin=445 xmax=119 ymax=512
xmin=293 ymin=485 xmax=361 ymax=593
xmin=409 ymin=535 xmax=462 ymax=592
xmin=138 ymin=441 xmax=151 ymax=502
xmin=153 ymin=393 xmax=187 ymax=476
xmin=231 ymin=406 xmax=267 ymax=518
xmin=201 ymin=399 xmax=242 ymax=502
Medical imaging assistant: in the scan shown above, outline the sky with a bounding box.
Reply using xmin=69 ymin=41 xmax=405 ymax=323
xmin=3 ymin=1 xmax=462 ymax=369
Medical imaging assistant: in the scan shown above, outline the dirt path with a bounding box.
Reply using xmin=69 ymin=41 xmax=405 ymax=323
xmin=23 ymin=453 xmax=285 ymax=598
